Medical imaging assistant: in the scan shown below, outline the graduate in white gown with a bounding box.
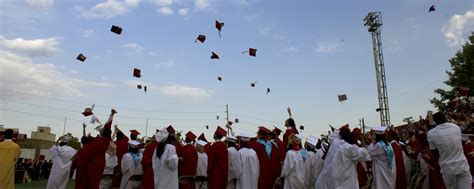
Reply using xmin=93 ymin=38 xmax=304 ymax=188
xmin=368 ymin=126 xmax=396 ymax=189
xmin=120 ymin=140 xmax=143 ymax=189
xmin=236 ymin=133 xmax=259 ymax=189
xmin=46 ymin=136 xmax=77 ymax=189
xmin=153 ymin=129 xmax=179 ymax=189
xmin=100 ymin=141 xmax=118 ymax=189
xmin=316 ymin=125 xmax=371 ymax=189
xmin=281 ymin=134 xmax=307 ymax=189
xmin=196 ymin=140 xmax=209 ymax=189
xmin=304 ymin=136 xmax=324 ymax=189
xmin=226 ymin=135 xmax=242 ymax=189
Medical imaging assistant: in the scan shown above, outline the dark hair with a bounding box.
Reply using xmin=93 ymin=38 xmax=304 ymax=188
xmin=116 ymin=131 xmax=124 ymax=140
xmin=240 ymin=141 xmax=250 ymax=148
xmin=340 ymin=129 xmax=355 ymax=145
xmin=102 ymin=128 xmax=112 ymax=139
xmin=227 ymin=141 xmax=236 ymax=148
xmin=315 ymin=139 xmax=322 ymax=149
xmin=59 ymin=142 xmax=67 ymax=146
xmin=129 ymin=146 xmax=139 ymax=154
xmin=375 ymin=134 xmax=388 ymax=145
xmin=80 ymin=136 xmax=88 ymax=145
xmin=156 ymin=135 xmax=173 ymax=158
xmin=4 ymin=129 xmax=13 ymax=139
xmin=214 ymin=133 xmax=223 ymax=140
xmin=433 ymin=112 xmax=447 ymax=125
xmin=285 ymin=118 xmax=296 ymax=127
xmin=267 ymin=132 xmax=276 ymax=140
xmin=305 ymin=143 xmax=316 ymax=153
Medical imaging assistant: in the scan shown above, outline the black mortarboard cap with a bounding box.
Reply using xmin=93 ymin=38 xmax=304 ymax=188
xmin=111 ymin=25 xmax=122 ymax=35
xmin=429 ymin=5 xmax=435 ymax=12
xmin=144 ymin=86 xmax=147 ymax=93
xmin=77 ymin=54 xmax=86 ymax=62
xmin=251 ymin=82 xmax=256 ymax=87
xmin=133 ymin=68 xmax=141 ymax=78
xmin=195 ymin=34 xmax=206 ymax=43
xmin=137 ymin=84 xmax=142 ymax=89
xmin=249 ymin=48 xmax=257 ymax=57
xmin=266 ymin=88 xmax=270 ymax=95
xmin=300 ymin=125 xmax=305 ymax=130
xmin=218 ymin=77 xmax=222 ymax=81
xmin=211 ymin=52 xmax=219 ymax=59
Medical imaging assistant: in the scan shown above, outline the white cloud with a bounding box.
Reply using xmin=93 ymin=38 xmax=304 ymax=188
xmin=122 ymin=43 xmax=143 ymax=51
xmin=154 ymin=60 xmax=175 ymax=68
xmin=158 ymin=7 xmax=174 ymax=15
xmin=0 ymin=35 xmax=60 ymax=57
xmin=82 ymin=30 xmax=95 ymax=38
xmin=178 ymin=8 xmax=189 ymax=16
xmin=194 ymin=0 xmax=211 ymax=11
xmin=258 ymin=25 xmax=288 ymax=42
xmin=76 ymin=0 xmax=140 ymax=19
xmin=151 ymin=0 xmax=173 ymax=6
xmin=26 ymin=0 xmax=54 ymax=9
xmin=159 ymin=85 xmax=213 ymax=98
xmin=315 ymin=42 xmax=341 ymax=53
xmin=0 ymin=51 xmax=110 ymax=97
xmin=442 ymin=9 xmax=474 ymax=47
xmin=283 ymin=46 xmax=298 ymax=53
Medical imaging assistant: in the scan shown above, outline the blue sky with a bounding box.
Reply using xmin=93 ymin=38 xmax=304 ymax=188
xmin=1 ymin=0 xmax=473 ymax=140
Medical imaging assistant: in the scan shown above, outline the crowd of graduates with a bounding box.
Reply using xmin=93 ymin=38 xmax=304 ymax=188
xmin=1 ymin=99 xmax=473 ymax=189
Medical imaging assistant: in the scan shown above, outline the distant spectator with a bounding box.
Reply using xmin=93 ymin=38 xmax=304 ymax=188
xmin=0 ymin=129 xmax=21 ymax=189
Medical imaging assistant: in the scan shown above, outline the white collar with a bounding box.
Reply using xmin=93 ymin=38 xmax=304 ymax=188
xmin=4 ymin=139 xmax=12 ymax=142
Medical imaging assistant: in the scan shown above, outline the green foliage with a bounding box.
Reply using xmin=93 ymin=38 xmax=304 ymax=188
xmin=431 ymin=33 xmax=474 ymax=112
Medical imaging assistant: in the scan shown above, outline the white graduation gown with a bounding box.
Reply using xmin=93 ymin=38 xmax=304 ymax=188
xmin=305 ymin=149 xmax=324 ymax=189
xmin=227 ymin=147 xmax=242 ymax=189
xmin=100 ymin=153 xmax=118 ymax=189
xmin=281 ymin=150 xmax=307 ymax=189
xmin=368 ymin=142 xmax=396 ymax=189
xmin=236 ymin=148 xmax=259 ymax=189
xmin=153 ymin=144 xmax=179 ymax=189
xmin=315 ymin=132 xmax=371 ymax=189
xmin=196 ymin=151 xmax=208 ymax=189
xmin=120 ymin=152 xmax=143 ymax=189
xmin=46 ymin=145 xmax=76 ymax=189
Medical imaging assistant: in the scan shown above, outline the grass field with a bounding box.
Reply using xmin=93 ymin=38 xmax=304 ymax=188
xmin=16 ymin=180 xmax=75 ymax=189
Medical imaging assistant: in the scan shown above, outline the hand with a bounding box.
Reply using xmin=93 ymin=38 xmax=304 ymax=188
xmin=114 ymin=124 xmax=118 ymax=130
xmin=83 ymin=123 xmax=87 ymax=128
xmin=111 ymin=109 xmax=117 ymax=115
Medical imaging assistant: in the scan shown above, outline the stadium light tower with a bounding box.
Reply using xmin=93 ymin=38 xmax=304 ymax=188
xmin=364 ymin=12 xmax=391 ymax=127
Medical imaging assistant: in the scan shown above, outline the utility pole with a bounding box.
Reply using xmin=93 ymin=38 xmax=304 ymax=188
xmin=364 ymin=12 xmax=391 ymax=127
xmin=362 ymin=118 xmax=366 ymax=134
xmin=226 ymin=104 xmax=230 ymax=133
xmin=145 ymin=118 xmax=149 ymax=137
xmin=63 ymin=117 xmax=67 ymax=135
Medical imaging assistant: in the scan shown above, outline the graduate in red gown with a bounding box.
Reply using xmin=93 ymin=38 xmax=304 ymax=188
xmin=272 ymin=127 xmax=286 ymax=161
xmin=198 ymin=133 xmax=211 ymax=155
xmin=386 ymin=128 xmax=407 ymax=189
xmin=207 ymin=126 xmax=229 ymax=189
xmin=282 ymin=118 xmax=299 ymax=161
xmin=141 ymin=134 xmax=158 ymax=189
xmin=179 ymin=131 xmax=199 ymax=189
xmin=251 ymin=126 xmax=281 ymax=189
xmin=112 ymin=126 xmax=132 ymax=187
xmin=73 ymin=135 xmax=91 ymax=189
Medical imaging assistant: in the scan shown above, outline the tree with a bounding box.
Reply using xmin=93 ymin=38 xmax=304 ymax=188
xmin=431 ymin=32 xmax=474 ymax=112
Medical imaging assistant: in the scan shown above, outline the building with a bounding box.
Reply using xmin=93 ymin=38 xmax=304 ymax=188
xmin=30 ymin=126 xmax=56 ymax=142
xmin=16 ymin=126 xmax=56 ymax=160
xmin=0 ymin=125 xmax=27 ymax=141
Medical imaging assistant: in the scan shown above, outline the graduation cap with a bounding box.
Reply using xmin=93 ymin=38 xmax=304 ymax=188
xmin=216 ymin=115 xmax=220 ymax=120
xmin=166 ymin=125 xmax=176 ymax=134
xmin=428 ymin=5 xmax=435 ymax=12
xmin=218 ymin=77 xmax=222 ymax=81
xmin=185 ymin=131 xmax=197 ymax=141
xmin=273 ymin=126 xmax=282 ymax=134
xmin=82 ymin=105 xmax=95 ymax=117
xmin=215 ymin=126 xmax=227 ymax=137
xmin=266 ymin=88 xmax=271 ymax=95
xmin=376 ymin=108 xmax=382 ymax=112
xmin=211 ymin=52 xmax=220 ymax=59
xmin=144 ymin=86 xmax=147 ymax=93
xmin=206 ymin=125 xmax=209 ymax=129
xmin=137 ymin=84 xmax=142 ymax=89
xmin=195 ymin=34 xmax=206 ymax=43
xmin=198 ymin=133 xmax=208 ymax=142
xmin=258 ymin=126 xmax=271 ymax=134
xmin=215 ymin=20 xmax=224 ymax=38
xmin=234 ymin=118 xmax=239 ymax=123
xmin=242 ymin=48 xmax=257 ymax=57
xmin=372 ymin=126 xmax=387 ymax=135
xmin=299 ymin=125 xmax=305 ymax=130
xmin=111 ymin=25 xmax=123 ymax=35
xmin=133 ymin=68 xmax=141 ymax=78
xmin=338 ymin=94 xmax=348 ymax=102
xmin=76 ymin=54 xmax=86 ymax=62
xmin=130 ymin=129 xmax=141 ymax=136
xmin=250 ymin=82 xmax=257 ymax=87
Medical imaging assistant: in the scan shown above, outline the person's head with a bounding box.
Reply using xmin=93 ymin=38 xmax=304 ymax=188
xmin=102 ymin=128 xmax=112 ymax=139
xmin=267 ymin=132 xmax=276 ymax=140
xmin=288 ymin=134 xmax=302 ymax=150
xmin=285 ymin=118 xmax=296 ymax=128
xmin=339 ymin=126 xmax=355 ymax=144
xmin=433 ymin=112 xmax=447 ymax=125
xmin=315 ymin=139 xmax=322 ymax=149
xmin=4 ymin=129 xmax=13 ymax=139
xmin=156 ymin=134 xmax=173 ymax=158
xmin=227 ymin=140 xmax=236 ymax=148
xmin=214 ymin=126 xmax=226 ymax=141
xmin=196 ymin=144 xmax=205 ymax=153
xmin=80 ymin=136 xmax=89 ymax=145
xmin=116 ymin=131 xmax=125 ymax=140
xmin=128 ymin=141 xmax=140 ymax=154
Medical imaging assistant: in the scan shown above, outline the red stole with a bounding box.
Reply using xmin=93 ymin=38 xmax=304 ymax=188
xmin=391 ymin=141 xmax=407 ymax=189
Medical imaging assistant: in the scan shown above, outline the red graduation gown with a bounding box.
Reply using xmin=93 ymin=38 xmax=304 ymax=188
xmin=463 ymin=142 xmax=474 ymax=176
xmin=282 ymin=127 xmax=298 ymax=160
xmin=251 ymin=140 xmax=281 ymax=189
xmin=114 ymin=136 xmax=129 ymax=173
xmin=204 ymin=143 xmax=211 ymax=155
xmin=86 ymin=136 xmax=111 ymax=189
xmin=72 ymin=143 xmax=91 ymax=189
xmin=390 ymin=141 xmax=407 ymax=189
xmin=207 ymin=141 xmax=228 ymax=189
xmin=141 ymin=141 xmax=157 ymax=189
xmin=274 ymin=138 xmax=286 ymax=162
xmin=356 ymin=162 xmax=368 ymax=188
xmin=179 ymin=144 xmax=198 ymax=189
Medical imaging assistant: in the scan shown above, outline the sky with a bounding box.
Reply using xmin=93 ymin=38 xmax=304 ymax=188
xmin=1 ymin=0 xmax=473 ymax=141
